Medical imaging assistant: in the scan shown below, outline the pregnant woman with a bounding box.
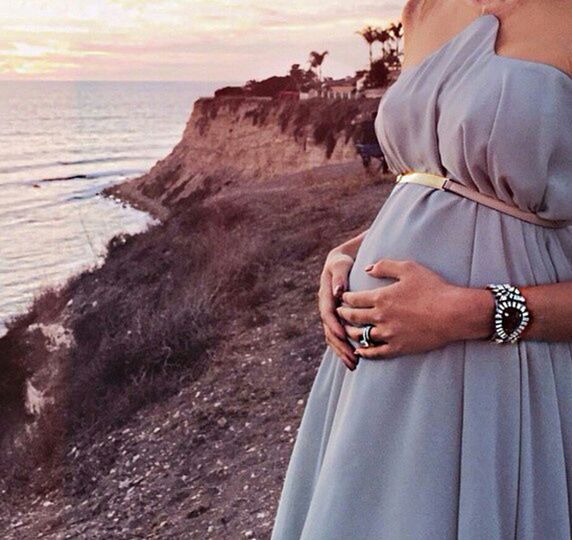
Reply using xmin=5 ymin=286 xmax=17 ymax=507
xmin=271 ymin=0 xmax=572 ymax=538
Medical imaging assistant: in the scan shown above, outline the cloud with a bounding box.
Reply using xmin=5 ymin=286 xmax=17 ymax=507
xmin=0 ymin=0 xmax=404 ymax=80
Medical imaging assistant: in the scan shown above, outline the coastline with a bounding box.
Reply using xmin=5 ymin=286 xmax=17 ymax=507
xmin=102 ymin=181 xmax=170 ymax=222
xmin=0 ymin=95 xmax=396 ymax=538
xmin=0 ymin=158 xmax=396 ymax=538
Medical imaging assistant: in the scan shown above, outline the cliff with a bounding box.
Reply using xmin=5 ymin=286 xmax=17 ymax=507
xmin=105 ymin=95 xmax=380 ymax=216
xmin=0 ymin=91 xmax=395 ymax=538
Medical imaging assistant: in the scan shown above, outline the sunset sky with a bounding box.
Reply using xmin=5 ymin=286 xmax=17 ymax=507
xmin=0 ymin=0 xmax=403 ymax=82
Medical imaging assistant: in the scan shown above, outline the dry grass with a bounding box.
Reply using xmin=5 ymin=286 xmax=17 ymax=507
xmin=0 ymin=193 xmax=279 ymax=492
xmin=0 ymin=160 xmax=394 ymax=501
xmin=0 ymin=159 xmax=397 ymax=537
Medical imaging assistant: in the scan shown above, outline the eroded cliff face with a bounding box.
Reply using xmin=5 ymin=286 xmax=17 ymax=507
xmin=0 ymin=94 xmax=383 ymax=485
xmin=0 ymin=89 xmax=393 ymax=525
xmin=106 ymin=95 xmax=380 ymax=215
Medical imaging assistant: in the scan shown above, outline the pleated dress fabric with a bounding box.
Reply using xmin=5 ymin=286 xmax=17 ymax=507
xmin=270 ymin=13 xmax=572 ymax=540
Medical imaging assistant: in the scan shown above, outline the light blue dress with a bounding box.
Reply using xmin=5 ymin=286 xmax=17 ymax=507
xmin=270 ymin=13 xmax=572 ymax=539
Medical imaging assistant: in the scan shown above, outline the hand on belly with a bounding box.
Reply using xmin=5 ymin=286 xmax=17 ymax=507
xmin=336 ymin=258 xmax=486 ymax=360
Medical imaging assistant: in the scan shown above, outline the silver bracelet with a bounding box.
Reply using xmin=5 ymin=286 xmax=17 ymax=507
xmin=485 ymin=284 xmax=531 ymax=344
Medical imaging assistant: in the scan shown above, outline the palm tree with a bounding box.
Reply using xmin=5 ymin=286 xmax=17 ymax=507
xmin=385 ymin=21 xmax=404 ymax=68
xmin=356 ymin=26 xmax=378 ymax=68
xmin=375 ymin=28 xmax=391 ymax=57
xmin=388 ymin=21 xmax=404 ymax=42
xmin=308 ymin=50 xmax=329 ymax=81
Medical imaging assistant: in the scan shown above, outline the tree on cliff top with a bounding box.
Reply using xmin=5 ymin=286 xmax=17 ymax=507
xmin=364 ymin=58 xmax=390 ymax=88
xmin=289 ymin=63 xmax=319 ymax=92
xmin=356 ymin=20 xmax=404 ymax=86
xmin=307 ymin=51 xmax=329 ymax=82
xmin=215 ymin=85 xmax=246 ymax=97
xmin=244 ymin=75 xmax=297 ymax=97
xmin=379 ymin=21 xmax=404 ymax=69
xmin=356 ymin=25 xmax=378 ymax=69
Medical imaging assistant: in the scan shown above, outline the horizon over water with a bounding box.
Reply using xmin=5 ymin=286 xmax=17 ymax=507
xmin=0 ymin=79 xmax=236 ymax=336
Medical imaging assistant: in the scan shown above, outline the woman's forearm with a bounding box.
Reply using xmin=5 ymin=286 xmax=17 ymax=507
xmin=451 ymin=281 xmax=572 ymax=343
xmin=331 ymin=229 xmax=369 ymax=259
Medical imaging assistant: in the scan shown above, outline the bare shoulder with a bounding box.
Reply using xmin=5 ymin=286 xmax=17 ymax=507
xmin=399 ymin=0 xmax=439 ymax=68
xmin=401 ymin=0 xmax=430 ymax=28
xmin=400 ymin=0 xmax=479 ymax=67
xmin=493 ymin=3 xmax=572 ymax=77
xmin=401 ymin=0 xmax=480 ymax=38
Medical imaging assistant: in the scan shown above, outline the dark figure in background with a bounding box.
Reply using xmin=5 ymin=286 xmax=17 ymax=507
xmin=355 ymin=111 xmax=390 ymax=173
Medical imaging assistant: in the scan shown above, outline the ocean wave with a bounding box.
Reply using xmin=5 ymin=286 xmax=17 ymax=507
xmin=0 ymin=156 xmax=155 ymax=175
xmin=58 ymin=156 xmax=152 ymax=166
xmin=39 ymin=169 xmax=145 ymax=183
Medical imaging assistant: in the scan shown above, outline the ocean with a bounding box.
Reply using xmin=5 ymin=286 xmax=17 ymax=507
xmin=0 ymin=80 xmax=233 ymax=336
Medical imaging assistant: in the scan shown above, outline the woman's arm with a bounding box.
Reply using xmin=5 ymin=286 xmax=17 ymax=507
xmin=336 ymin=259 xmax=572 ymax=360
xmin=454 ymin=282 xmax=572 ymax=343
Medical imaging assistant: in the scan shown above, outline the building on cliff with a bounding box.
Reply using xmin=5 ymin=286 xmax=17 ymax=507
xmin=322 ymin=79 xmax=357 ymax=99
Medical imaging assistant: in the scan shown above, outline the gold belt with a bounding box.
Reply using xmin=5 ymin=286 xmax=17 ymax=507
xmin=395 ymin=172 xmax=569 ymax=229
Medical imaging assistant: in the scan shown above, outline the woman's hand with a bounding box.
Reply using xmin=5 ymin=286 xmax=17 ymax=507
xmin=318 ymin=249 xmax=359 ymax=370
xmin=336 ymin=258 xmax=494 ymax=360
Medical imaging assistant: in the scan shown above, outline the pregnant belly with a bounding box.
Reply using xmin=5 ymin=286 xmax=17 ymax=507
xmin=347 ymin=182 xmax=570 ymax=298
xmin=348 ymin=184 xmax=479 ymax=296
xmin=343 ymin=185 xmax=482 ymax=351
xmin=341 ymin=183 xmax=571 ymax=362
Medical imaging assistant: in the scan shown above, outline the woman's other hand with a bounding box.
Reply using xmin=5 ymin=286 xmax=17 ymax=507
xmin=318 ymin=249 xmax=358 ymax=370
xmin=336 ymin=258 xmax=494 ymax=359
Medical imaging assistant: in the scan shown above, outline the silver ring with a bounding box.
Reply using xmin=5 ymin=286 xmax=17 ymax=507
xmin=359 ymin=324 xmax=375 ymax=347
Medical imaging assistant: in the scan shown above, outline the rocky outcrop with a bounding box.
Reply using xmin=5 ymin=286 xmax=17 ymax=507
xmin=105 ymin=95 xmax=380 ymax=216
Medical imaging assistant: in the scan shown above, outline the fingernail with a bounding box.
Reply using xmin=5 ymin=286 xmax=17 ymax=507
xmin=364 ymin=264 xmax=373 ymax=272
xmin=333 ymin=285 xmax=342 ymax=296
